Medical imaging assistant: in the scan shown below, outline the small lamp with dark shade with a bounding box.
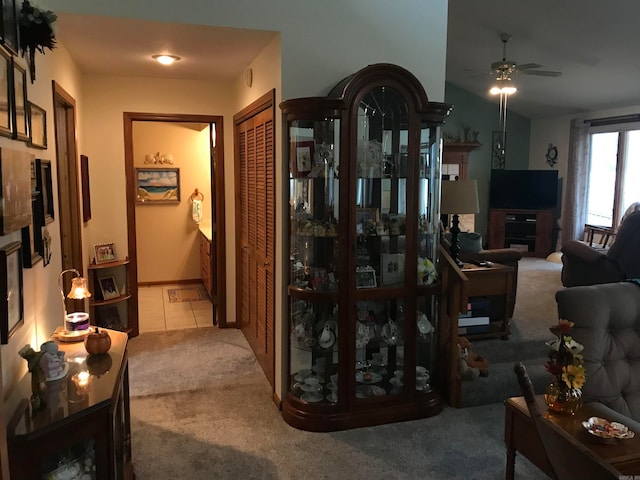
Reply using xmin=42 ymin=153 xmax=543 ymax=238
xmin=441 ymin=180 xmax=480 ymax=267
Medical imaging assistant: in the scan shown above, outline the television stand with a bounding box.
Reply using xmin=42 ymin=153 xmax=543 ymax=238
xmin=488 ymin=208 xmax=554 ymax=258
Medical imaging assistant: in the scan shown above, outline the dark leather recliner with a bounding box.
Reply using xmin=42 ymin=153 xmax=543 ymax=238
xmin=561 ymin=210 xmax=640 ymax=287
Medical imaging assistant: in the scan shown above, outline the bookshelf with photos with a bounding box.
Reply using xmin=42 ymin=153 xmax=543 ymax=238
xmin=87 ymin=257 xmax=138 ymax=336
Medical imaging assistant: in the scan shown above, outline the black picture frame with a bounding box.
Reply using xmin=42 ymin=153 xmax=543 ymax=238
xmin=21 ymin=159 xmax=44 ymax=267
xmin=38 ymin=158 xmax=54 ymax=224
xmin=12 ymin=59 xmax=27 ymax=142
xmin=27 ymin=101 xmax=46 ymax=148
xmin=0 ymin=241 xmax=24 ymax=344
xmin=0 ymin=45 xmax=11 ymax=138
xmin=0 ymin=0 xmax=18 ymax=56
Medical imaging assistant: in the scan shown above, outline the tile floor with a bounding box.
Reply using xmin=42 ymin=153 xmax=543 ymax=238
xmin=137 ymin=283 xmax=214 ymax=333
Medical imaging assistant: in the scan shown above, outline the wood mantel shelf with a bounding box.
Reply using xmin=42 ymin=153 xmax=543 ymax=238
xmin=443 ymin=143 xmax=481 ymax=180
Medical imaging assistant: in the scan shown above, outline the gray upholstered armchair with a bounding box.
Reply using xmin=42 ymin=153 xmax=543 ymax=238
xmin=555 ymin=281 xmax=640 ymax=431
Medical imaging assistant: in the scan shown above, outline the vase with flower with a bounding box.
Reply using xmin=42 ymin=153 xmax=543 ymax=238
xmin=543 ymin=319 xmax=586 ymax=415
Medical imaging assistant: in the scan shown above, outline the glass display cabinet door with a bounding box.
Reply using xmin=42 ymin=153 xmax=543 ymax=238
xmin=353 ymin=86 xmax=410 ymax=399
xmin=288 ymin=118 xmax=341 ymax=404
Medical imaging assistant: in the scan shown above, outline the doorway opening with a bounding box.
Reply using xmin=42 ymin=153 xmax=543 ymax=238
xmin=52 ymin=82 xmax=84 ymax=311
xmin=123 ymin=113 xmax=226 ymax=331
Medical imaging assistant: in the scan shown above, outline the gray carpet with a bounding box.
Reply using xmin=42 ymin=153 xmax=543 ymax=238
xmin=127 ymin=317 xmax=551 ymax=479
xmin=459 ymin=257 xmax=563 ymax=407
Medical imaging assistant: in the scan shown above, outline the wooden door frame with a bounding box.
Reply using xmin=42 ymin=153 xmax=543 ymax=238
xmin=123 ymin=112 xmax=227 ymax=328
xmin=52 ymin=81 xmax=83 ymax=276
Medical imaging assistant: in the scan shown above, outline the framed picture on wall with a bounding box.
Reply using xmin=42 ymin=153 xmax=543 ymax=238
xmin=0 ymin=0 xmax=18 ymax=55
xmin=0 ymin=45 xmax=11 ymax=138
xmin=12 ymin=60 xmax=28 ymax=142
xmin=37 ymin=159 xmax=54 ymax=224
xmin=135 ymin=167 xmax=180 ymax=204
xmin=0 ymin=149 xmax=32 ymax=235
xmin=0 ymin=241 xmax=24 ymax=344
xmin=27 ymin=101 xmax=46 ymax=148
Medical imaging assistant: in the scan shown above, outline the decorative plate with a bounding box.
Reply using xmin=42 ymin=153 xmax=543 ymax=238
xmin=355 ymin=371 xmax=382 ymax=384
xmin=582 ymin=417 xmax=635 ymax=442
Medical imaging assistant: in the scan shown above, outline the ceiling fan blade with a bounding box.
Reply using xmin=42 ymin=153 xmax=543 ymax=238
xmin=520 ymin=69 xmax=562 ymax=77
xmin=515 ymin=63 xmax=543 ymax=70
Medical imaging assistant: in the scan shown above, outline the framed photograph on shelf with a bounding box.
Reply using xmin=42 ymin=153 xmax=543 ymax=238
xmin=0 ymin=0 xmax=18 ymax=55
xmin=135 ymin=167 xmax=180 ymax=204
xmin=27 ymin=101 xmax=46 ymax=148
xmin=98 ymin=276 xmax=119 ymax=300
xmin=355 ymin=207 xmax=379 ymax=235
xmin=96 ymin=306 xmax=124 ymax=330
xmin=12 ymin=60 xmax=28 ymax=142
xmin=291 ymin=141 xmax=314 ymax=177
xmin=0 ymin=46 xmax=11 ymax=137
xmin=0 ymin=241 xmax=24 ymax=344
xmin=355 ymin=266 xmax=377 ymax=289
xmin=94 ymin=242 xmax=117 ymax=264
xmin=381 ymin=253 xmax=405 ymax=286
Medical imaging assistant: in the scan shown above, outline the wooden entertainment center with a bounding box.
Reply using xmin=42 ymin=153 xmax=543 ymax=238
xmin=488 ymin=208 xmax=554 ymax=258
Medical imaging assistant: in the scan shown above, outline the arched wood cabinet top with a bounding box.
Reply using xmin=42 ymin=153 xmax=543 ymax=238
xmin=280 ymin=63 xmax=452 ymax=124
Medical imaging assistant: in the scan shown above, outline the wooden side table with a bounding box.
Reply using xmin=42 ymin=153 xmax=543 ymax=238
xmin=504 ymin=396 xmax=640 ymax=479
xmin=460 ymin=262 xmax=515 ymax=340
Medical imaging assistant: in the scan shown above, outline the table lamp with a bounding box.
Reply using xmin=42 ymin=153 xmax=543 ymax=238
xmin=441 ymin=180 xmax=480 ymax=267
xmin=58 ymin=268 xmax=92 ymax=342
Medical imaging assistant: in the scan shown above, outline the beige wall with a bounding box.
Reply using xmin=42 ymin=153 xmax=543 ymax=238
xmin=133 ymin=121 xmax=211 ymax=283
xmin=0 ymin=43 xmax=84 ymax=396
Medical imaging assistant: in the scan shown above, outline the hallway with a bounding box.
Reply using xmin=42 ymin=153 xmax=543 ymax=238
xmin=137 ymin=283 xmax=214 ymax=333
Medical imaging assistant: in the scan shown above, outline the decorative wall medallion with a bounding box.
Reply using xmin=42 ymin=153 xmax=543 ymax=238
xmin=546 ymin=143 xmax=558 ymax=167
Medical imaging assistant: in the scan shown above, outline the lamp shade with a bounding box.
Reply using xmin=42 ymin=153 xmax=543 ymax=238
xmin=67 ymin=276 xmax=91 ymax=299
xmin=441 ymin=180 xmax=480 ymax=214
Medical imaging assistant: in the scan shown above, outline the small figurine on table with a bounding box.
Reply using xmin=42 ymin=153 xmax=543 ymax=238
xmin=18 ymin=345 xmax=47 ymax=411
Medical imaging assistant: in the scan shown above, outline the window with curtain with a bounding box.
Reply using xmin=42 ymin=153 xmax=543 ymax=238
xmin=586 ymin=127 xmax=640 ymax=228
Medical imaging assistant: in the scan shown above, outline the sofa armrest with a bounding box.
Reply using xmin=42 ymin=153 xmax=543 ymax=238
xmin=561 ymin=240 xmax=606 ymax=263
xmin=560 ymin=240 xmax=622 ymax=287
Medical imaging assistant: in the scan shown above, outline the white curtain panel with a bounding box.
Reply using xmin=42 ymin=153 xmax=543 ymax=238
xmin=561 ymin=118 xmax=591 ymax=243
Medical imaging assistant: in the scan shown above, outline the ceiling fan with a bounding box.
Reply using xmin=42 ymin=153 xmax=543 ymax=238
xmin=491 ymin=33 xmax=562 ymax=79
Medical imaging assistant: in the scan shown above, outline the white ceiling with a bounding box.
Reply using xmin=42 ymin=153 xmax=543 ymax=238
xmin=57 ymin=4 xmax=640 ymax=120
xmin=447 ymin=0 xmax=640 ymax=119
xmin=56 ymin=14 xmax=278 ymax=82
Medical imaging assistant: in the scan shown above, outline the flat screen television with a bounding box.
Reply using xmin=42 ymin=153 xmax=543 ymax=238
xmin=489 ymin=169 xmax=558 ymax=210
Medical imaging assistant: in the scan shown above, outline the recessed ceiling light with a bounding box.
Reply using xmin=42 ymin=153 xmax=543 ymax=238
xmin=152 ymin=54 xmax=181 ymax=66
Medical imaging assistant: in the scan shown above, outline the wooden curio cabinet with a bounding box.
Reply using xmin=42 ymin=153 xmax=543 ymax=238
xmin=281 ymin=64 xmax=451 ymax=431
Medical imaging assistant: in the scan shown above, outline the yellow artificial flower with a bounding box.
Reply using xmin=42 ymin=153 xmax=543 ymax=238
xmin=563 ymin=364 xmax=586 ymax=390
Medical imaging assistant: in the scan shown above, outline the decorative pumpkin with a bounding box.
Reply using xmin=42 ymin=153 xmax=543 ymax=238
xmin=84 ymin=327 xmax=111 ymax=355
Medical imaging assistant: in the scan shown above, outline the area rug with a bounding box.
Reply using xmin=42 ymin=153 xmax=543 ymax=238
xmin=167 ymin=286 xmax=209 ymax=303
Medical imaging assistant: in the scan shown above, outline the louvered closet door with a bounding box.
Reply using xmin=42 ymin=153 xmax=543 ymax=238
xmin=237 ymin=107 xmax=275 ymax=386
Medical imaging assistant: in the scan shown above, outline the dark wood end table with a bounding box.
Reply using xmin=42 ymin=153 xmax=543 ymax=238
xmin=504 ymin=396 xmax=640 ymax=479
xmin=460 ymin=262 xmax=515 ymax=340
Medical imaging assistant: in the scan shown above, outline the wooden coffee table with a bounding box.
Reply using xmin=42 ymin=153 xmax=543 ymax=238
xmin=504 ymin=396 xmax=640 ymax=479
xmin=460 ymin=262 xmax=515 ymax=340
